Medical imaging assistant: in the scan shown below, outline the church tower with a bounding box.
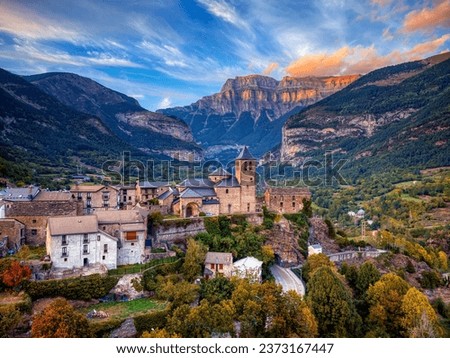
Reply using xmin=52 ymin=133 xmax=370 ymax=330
xmin=235 ymin=146 xmax=256 ymax=213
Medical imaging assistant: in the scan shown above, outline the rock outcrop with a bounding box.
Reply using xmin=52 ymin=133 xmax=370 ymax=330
xmin=159 ymin=74 xmax=359 ymax=161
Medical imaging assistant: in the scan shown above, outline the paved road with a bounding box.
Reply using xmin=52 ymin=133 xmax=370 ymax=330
xmin=270 ymin=265 xmax=305 ymax=296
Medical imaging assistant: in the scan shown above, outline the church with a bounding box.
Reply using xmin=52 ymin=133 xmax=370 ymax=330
xmin=172 ymin=147 xmax=257 ymax=217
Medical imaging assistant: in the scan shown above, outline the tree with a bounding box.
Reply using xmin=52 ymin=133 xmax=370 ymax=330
xmin=31 ymin=298 xmax=92 ymax=338
xmin=157 ymin=279 xmax=199 ymax=309
xmin=181 ymin=238 xmax=207 ymax=281
xmin=400 ymin=287 xmax=442 ymax=337
xmin=200 ymin=276 xmax=234 ymax=304
xmin=302 ymin=253 xmax=335 ymax=282
xmin=0 ymin=306 xmax=22 ymax=337
xmin=302 ymin=198 xmax=313 ymax=218
xmin=355 ymin=261 xmax=381 ymax=298
xmin=1 ymin=260 xmax=32 ymax=290
xmin=142 ymin=328 xmax=181 ymax=338
xmin=306 ymin=266 xmax=361 ymax=337
xmin=366 ymin=273 xmax=410 ymax=337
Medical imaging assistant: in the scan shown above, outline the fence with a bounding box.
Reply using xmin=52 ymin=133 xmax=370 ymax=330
xmin=108 ymin=256 xmax=179 ymax=276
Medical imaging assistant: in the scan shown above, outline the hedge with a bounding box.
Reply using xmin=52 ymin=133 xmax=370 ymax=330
xmin=134 ymin=310 xmax=169 ymax=335
xmin=25 ymin=274 xmax=119 ymax=300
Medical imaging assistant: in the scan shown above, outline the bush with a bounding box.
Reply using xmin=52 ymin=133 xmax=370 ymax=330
xmin=134 ymin=310 xmax=169 ymax=335
xmin=419 ymin=270 xmax=443 ymax=289
xmin=89 ymin=318 xmax=124 ymax=338
xmin=25 ymin=274 xmax=119 ymax=300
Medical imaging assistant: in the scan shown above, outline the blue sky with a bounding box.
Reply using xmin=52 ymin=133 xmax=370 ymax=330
xmin=0 ymin=0 xmax=448 ymax=110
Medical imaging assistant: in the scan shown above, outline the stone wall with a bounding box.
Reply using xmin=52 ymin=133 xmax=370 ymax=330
xmin=0 ymin=219 xmax=25 ymax=250
xmin=152 ymin=218 xmax=206 ymax=245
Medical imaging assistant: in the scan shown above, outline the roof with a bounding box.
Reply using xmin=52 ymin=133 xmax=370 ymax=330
xmin=120 ymin=223 xmax=146 ymax=231
xmin=235 ymin=146 xmax=255 ymax=160
xmin=205 ymin=252 xmax=233 ymax=264
xmin=190 ymin=187 xmax=217 ymax=197
xmin=179 ymin=188 xmax=203 ymax=199
xmin=233 ymin=256 xmax=263 ymax=269
xmin=70 ymin=185 xmax=113 ymax=193
xmin=48 ymin=215 xmax=98 ymax=236
xmin=178 ymin=178 xmax=215 ymax=188
xmin=209 ymin=167 xmax=231 ymax=177
xmin=35 ymin=191 xmax=72 ymax=201
xmin=2 ymin=186 xmax=40 ymax=201
xmin=309 ymin=244 xmax=322 ymax=250
xmin=215 ymin=176 xmax=240 ymax=188
xmin=158 ymin=188 xmax=174 ymax=200
xmin=96 ymin=210 xmax=144 ymax=224
xmin=139 ymin=181 xmax=170 ymax=188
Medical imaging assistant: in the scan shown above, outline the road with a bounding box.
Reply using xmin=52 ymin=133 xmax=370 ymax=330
xmin=270 ymin=264 xmax=305 ymax=296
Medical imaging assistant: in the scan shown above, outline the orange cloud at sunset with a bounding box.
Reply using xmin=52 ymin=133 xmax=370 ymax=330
xmin=262 ymin=62 xmax=279 ymax=75
xmin=285 ymin=35 xmax=450 ymax=77
xmin=402 ymin=1 xmax=450 ymax=33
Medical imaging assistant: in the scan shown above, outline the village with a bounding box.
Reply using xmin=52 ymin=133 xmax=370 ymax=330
xmin=0 ymin=147 xmax=322 ymax=282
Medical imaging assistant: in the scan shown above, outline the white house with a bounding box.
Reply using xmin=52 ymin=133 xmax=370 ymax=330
xmin=95 ymin=210 xmax=146 ymax=266
xmin=308 ymin=243 xmax=323 ymax=256
xmin=233 ymin=256 xmax=263 ymax=282
xmin=46 ymin=215 xmax=118 ymax=270
xmin=204 ymin=252 xmax=233 ymax=279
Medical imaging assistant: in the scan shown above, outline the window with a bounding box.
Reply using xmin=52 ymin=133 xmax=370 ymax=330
xmin=62 ymin=247 xmax=68 ymax=257
xmin=31 ymin=229 xmax=37 ymax=235
xmin=83 ymin=234 xmax=89 ymax=243
xmin=97 ymin=235 xmax=101 ymax=241
xmin=104 ymin=244 xmax=108 ymax=253
xmin=247 ymin=203 xmax=250 ymax=212
xmin=280 ymin=202 xmax=283 ymax=207
xmin=62 ymin=235 xmax=67 ymax=245
xmin=102 ymin=255 xmax=106 ymax=260
xmin=83 ymin=244 xmax=89 ymax=254
xmin=219 ymin=263 xmax=223 ymax=270
xmin=125 ymin=231 xmax=137 ymax=241
xmin=87 ymin=193 xmax=91 ymax=199
xmin=123 ymin=195 xmax=127 ymax=201
xmin=32 ymin=219 xmax=36 ymax=223
xmin=128 ymin=196 xmax=131 ymax=201
xmin=225 ymin=189 xmax=229 ymax=194
xmin=292 ymin=202 xmax=296 ymax=208
xmin=103 ymin=201 xmax=109 ymax=208
xmin=86 ymin=199 xmax=92 ymax=208
xmin=210 ymin=264 xmax=215 ymax=269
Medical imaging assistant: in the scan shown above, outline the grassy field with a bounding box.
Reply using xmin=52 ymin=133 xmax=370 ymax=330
xmin=79 ymin=298 xmax=166 ymax=321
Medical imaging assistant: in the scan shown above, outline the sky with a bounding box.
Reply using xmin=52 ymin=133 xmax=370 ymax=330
xmin=0 ymin=0 xmax=449 ymax=111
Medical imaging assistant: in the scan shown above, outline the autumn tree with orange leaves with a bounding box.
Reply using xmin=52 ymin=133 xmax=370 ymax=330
xmin=1 ymin=260 xmax=32 ymax=290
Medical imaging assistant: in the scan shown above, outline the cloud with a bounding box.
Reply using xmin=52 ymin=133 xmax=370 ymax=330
xmin=158 ymin=97 xmax=172 ymax=109
xmin=0 ymin=2 xmax=83 ymax=42
xmin=285 ymin=35 xmax=450 ymax=76
xmin=371 ymin=0 xmax=393 ymax=6
xmin=262 ymin=62 xmax=279 ymax=76
xmin=197 ymin=0 xmax=249 ymax=29
xmin=402 ymin=1 xmax=450 ymax=33
xmin=139 ymin=40 xmax=188 ymax=68
xmin=382 ymin=28 xmax=394 ymax=41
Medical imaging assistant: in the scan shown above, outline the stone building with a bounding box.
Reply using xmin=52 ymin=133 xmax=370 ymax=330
xmin=264 ymin=187 xmax=311 ymax=214
xmin=117 ymin=184 xmax=137 ymax=209
xmin=136 ymin=181 xmax=171 ymax=204
xmin=70 ymin=184 xmax=119 ymax=214
xmin=95 ymin=210 xmax=146 ymax=265
xmin=4 ymin=190 xmax=83 ymax=246
xmin=173 ymin=147 xmax=257 ymax=218
xmin=204 ymin=252 xmax=233 ymax=279
xmin=46 ymin=215 xmax=118 ymax=270
xmin=0 ymin=218 xmax=26 ymax=251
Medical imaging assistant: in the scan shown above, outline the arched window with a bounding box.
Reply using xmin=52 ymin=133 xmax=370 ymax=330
xmin=226 ymin=189 xmax=229 ymax=194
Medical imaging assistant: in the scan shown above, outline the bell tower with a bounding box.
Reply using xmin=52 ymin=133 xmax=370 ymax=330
xmin=235 ymin=146 xmax=256 ymax=213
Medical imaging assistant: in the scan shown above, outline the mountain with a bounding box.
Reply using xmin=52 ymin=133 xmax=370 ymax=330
xmin=25 ymin=72 xmax=201 ymax=160
xmin=159 ymin=74 xmax=359 ymax=161
xmin=0 ymin=68 xmax=143 ymax=180
xmin=280 ymin=52 xmax=450 ymax=178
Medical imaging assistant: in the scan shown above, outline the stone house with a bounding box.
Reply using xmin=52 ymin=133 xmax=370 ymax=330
xmin=95 ymin=210 xmax=147 ymax=265
xmin=70 ymin=184 xmax=119 ymax=214
xmin=0 ymin=218 xmax=26 ymax=251
xmin=136 ymin=181 xmax=171 ymax=204
xmin=233 ymin=256 xmax=263 ymax=282
xmin=117 ymin=184 xmax=137 ymax=209
xmin=308 ymin=243 xmax=323 ymax=256
xmin=264 ymin=187 xmax=311 ymax=214
xmin=204 ymin=252 xmax=233 ymax=279
xmin=4 ymin=190 xmax=82 ymax=246
xmin=46 ymin=215 xmax=118 ymax=270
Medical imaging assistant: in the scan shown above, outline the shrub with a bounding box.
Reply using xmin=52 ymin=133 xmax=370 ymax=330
xmin=134 ymin=310 xmax=169 ymax=335
xmin=25 ymin=274 xmax=119 ymax=300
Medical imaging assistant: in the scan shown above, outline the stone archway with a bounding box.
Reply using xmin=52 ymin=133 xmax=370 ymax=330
xmin=185 ymin=202 xmax=200 ymax=218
